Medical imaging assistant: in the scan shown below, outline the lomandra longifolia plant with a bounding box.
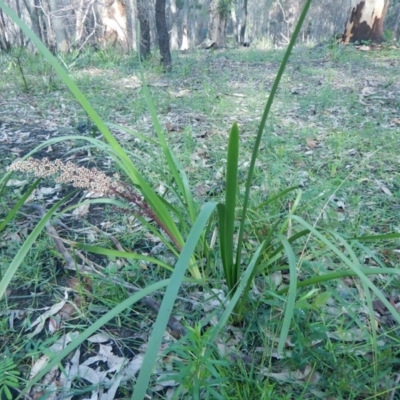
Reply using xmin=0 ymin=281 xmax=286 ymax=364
xmin=3 ymin=1 xmax=400 ymax=399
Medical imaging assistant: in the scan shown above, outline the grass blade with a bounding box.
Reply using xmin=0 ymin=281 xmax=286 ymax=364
xmin=0 ymin=179 xmax=40 ymax=233
xmin=217 ymin=123 xmax=240 ymax=294
xmin=348 ymin=233 xmax=400 ymax=241
xmin=133 ymin=202 xmax=217 ymax=400
xmin=0 ymin=192 xmax=74 ymax=300
xmin=256 ymin=186 xmax=299 ymax=209
xmin=235 ymin=0 xmax=312 ymax=274
xmin=139 ymin=65 xmax=197 ymax=223
xmin=276 ymin=234 xmax=298 ymax=354
xmin=292 ymin=216 xmax=400 ymax=325
xmin=73 ymin=244 xmax=174 ymax=272
xmin=208 ymin=241 xmax=265 ymax=344
xmin=225 ymin=122 xmax=239 ymax=289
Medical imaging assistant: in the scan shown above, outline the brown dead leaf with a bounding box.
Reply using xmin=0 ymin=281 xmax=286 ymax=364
xmin=390 ymin=118 xmax=400 ymax=125
xmin=28 ymin=294 xmax=69 ymax=337
xmin=165 ymin=122 xmax=182 ymax=132
xmin=376 ymin=180 xmax=393 ymax=196
xmin=261 ymin=364 xmax=321 ymax=384
xmin=306 ymin=138 xmax=318 ymax=149
xmin=356 ymin=45 xmax=371 ymax=51
xmin=169 ymin=89 xmax=191 ymax=97
xmin=58 ymin=303 xmax=77 ymax=321
xmin=72 ymin=203 xmax=90 ymax=218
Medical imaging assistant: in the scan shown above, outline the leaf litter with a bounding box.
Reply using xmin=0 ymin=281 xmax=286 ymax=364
xmin=1 ymin=45 xmax=400 ymax=398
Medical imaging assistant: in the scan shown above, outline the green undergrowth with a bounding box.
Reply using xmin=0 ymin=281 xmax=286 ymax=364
xmin=1 ymin=24 xmax=400 ymax=399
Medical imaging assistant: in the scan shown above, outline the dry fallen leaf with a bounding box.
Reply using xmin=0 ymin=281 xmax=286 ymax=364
xmin=72 ymin=203 xmax=90 ymax=218
xmin=6 ymin=179 xmax=28 ymax=187
xmin=28 ymin=293 xmax=69 ymax=337
xmin=390 ymin=118 xmax=400 ymax=125
xmin=306 ymin=138 xmax=318 ymax=149
xmin=376 ymin=180 xmax=393 ymax=197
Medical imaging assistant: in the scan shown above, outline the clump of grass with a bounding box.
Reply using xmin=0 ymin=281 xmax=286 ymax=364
xmin=2 ymin=0 xmax=400 ymax=399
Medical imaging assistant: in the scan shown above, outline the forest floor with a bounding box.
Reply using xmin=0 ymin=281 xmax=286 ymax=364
xmin=1 ymin=42 xmax=400 ymax=399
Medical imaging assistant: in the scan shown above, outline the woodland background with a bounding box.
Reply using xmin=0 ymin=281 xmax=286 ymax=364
xmin=1 ymin=0 xmax=400 ymax=56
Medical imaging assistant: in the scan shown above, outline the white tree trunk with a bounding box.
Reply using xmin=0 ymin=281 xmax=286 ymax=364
xmin=180 ymin=0 xmax=189 ymax=50
xmin=99 ymin=0 xmax=128 ymax=49
xmin=125 ymin=0 xmax=137 ymax=51
xmin=208 ymin=0 xmax=227 ymax=48
xmin=342 ymin=0 xmax=390 ymax=43
xmin=169 ymin=0 xmax=179 ymax=49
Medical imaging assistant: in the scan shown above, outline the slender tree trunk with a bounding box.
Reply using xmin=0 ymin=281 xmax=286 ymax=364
xmin=169 ymin=0 xmax=179 ymax=49
xmin=180 ymin=0 xmax=189 ymax=50
xmin=239 ymin=0 xmax=248 ymax=44
xmin=342 ymin=0 xmax=390 ymax=43
xmin=15 ymin=0 xmax=25 ymax=46
xmin=393 ymin=3 xmax=400 ymax=40
xmin=125 ymin=0 xmax=136 ymax=51
xmin=137 ymin=0 xmax=151 ymax=59
xmin=208 ymin=0 xmax=228 ymax=48
xmin=49 ymin=0 xmax=69 ymax=52
xmin=155 ymin=0 xmax=172 ymax=70
xmin=231 ymin=4 xmax=238 ymax=43
xmin=75 ymin=0 xmax=89 ymax=45
xmin=41 ymin=0 xmax=56 ymax=52
xmin=0 ymin=8 xmax=11 ymax=51
xmin=22 ymin=0 xmax=44 ymax=42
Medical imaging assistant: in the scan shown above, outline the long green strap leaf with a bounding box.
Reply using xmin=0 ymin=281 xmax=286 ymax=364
xmin=277 ymin=234 xmax=298 ymax=354
xmin=133 ymin=202 xmax=217 ymax=400
xmin=235 ymin=0 xmax=312 ymax=272
xmin=139 ymin=66 xmax=197 ymax=223
xmin=208 ymin=241 xmax=265 ymax=344
xmin=225 ymin=122 xmax=239 ymax=288
xmin=74 ymin=244 xmax=174 ymax=271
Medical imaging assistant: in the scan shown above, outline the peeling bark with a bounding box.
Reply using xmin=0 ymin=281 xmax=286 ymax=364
xmin=99 ymin=0 xmax=128 ymax=49
xmin=342 ymin=0 xmax=390 ymax=43
xmin=208 ymin=0 xmax=227 ymax=48
xmin=49 ymin=0 xmax=69 ymax=52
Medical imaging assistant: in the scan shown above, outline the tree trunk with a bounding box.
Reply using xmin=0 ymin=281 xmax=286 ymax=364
xmin=15 ymin=0 xmax=25 ymax=46
xmin=75 ymin=0 xmax=93 ymax=46
xmin=230 ymin=5 xmax=238 ymax=43
xmin=208 ymin=0 xmax=228 ymax=48
xmin=49 ymin=0 xmax=69 ymax=52
xmin=125 ymin=0 xmax=136 ymax=52
xmin=22 ymin=0 xmax=45 ymax=43
xmin=342 ymin=0 xmax=390 ymax=43
xmin=137 ymin=0 xmax=151 ymax=59
xmin=99 ymin=0 xmax=128 ymax=49
xmin=169 ymin=0 xmax=179 ymax=49
xmin=239 ymin=0 xmax=248 ymax=44
xmin=0 ymin=8 xmax=11 ymax=51
xmin=180 ymin=0 xmax=189 ymax=50
xmin=41 ymin=0 xmax=56 ymax=53
xmin=155 ymin=0 xmax=172 ymax=70
xmin=393 ymin=2 xmax=400 ymax=40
